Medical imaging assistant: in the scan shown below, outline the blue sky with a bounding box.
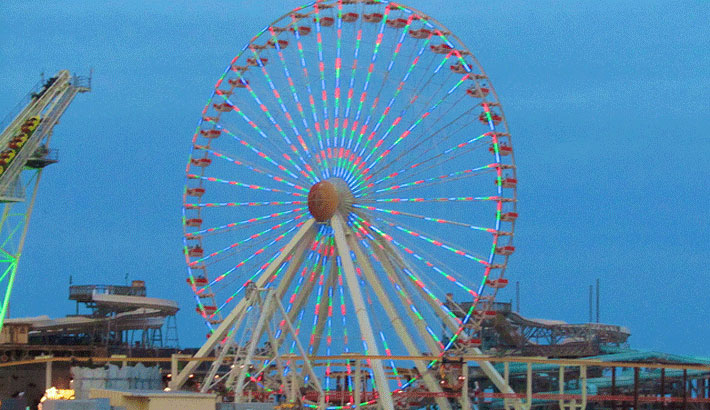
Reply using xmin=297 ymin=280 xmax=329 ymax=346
xmin=0 ymin=0 xmax=708 ymax=354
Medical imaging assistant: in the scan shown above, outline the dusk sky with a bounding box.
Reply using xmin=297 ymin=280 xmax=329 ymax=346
xmin=1 ymin=0 xmax=708 ymax=353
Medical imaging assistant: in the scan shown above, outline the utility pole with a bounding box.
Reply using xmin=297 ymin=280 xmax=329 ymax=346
xmin=588 ymin=285 xmax=593 ymax=323
xmin=596 ymin=278 xmax=600 ymax=323
xmin=515 ymin=281 xmax=520 ymax=313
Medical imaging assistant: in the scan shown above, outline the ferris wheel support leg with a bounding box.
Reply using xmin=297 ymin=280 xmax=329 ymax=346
xmin=371 ymin=226 xmax=523 ymax=410
xmin=368 ymin=236 xmax=469 ymax=410
xmin=264 ymin=320 xmax=287 ymax=400
xmin=271 ymin=290 xmax=325 ymax=408
xmin=233 ymin=290 xmax=275 ymax=401
xmin=259 ymin=234 xmax=314 ymax=346
xmin=305 ymin=258 xmax=338 ymax=357
xmin=276 ymin=255 xmax=323 ymax=341
xmin=169 ymin=219 xmax=316 ymax=391
xmin=367 ymin=241 xmax=447 ymax=355
xmin=331 ymin=214 xmax=395 ymax=410
xmin=346 ymin=233 xmax=453 ymax=410
xmin=228 ymin=289 xmax=325 ymax=406
xmin=354 ymin=211 xmax=464 ymax=334
xmin=201 ymin=290 xmax=256 ymax=393
xmin=257 ymin=241 xmax=317 ymax=397
xmin=354 ymin=359 xmax=362 ymax=407
xmin=221 ymin=282 xmax=323 ymax=402
xmin=381 ymin=245 xmax=460 ymax=332
xmin=289 ymin=364 xmax=298 ymax=403
xmin=468 ymin=347 xmax=526 ymax=410
xmin=285 ymin=253 xmax=338 ymax=403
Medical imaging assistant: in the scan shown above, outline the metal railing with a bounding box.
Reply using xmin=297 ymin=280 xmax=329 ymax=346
xmin=72 ymin=73 xmax=92 ymax=91
xmin=0 ymin=77 xmax=44 ymax=135
xmin=69 ymin=284 xmax=147 ymax=301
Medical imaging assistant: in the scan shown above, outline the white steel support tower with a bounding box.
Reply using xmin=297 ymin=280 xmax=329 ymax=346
xmin=0 ymin=69 xmax=90 ymax=333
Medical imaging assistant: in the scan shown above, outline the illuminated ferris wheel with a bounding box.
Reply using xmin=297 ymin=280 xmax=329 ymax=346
xmin=177 ymin=1 xmax=517 ymax=408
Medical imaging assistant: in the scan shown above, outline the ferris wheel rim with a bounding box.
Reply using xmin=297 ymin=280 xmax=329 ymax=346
xmin=182 ymin=0 xmax=517 ymax=404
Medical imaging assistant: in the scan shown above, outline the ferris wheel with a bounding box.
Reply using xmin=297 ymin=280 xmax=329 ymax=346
xmin=178 ymin=1 xmax=517 ymax=408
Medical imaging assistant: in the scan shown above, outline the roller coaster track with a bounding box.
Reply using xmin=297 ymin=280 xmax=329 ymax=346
xmin=0 ymin=70 xmax=90 ymax=333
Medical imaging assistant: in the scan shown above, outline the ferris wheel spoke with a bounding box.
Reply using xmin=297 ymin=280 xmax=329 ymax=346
xmin=262 ymin=28 xmax=323 ymax=177
xmin=350 ymin=31 xmax=438 ymax=170
xmin=210 ymin=249 xmax=288 ymax=321
xmin=204 ymin=112 xmax=304 ymax=181
xmin=351 ymin=73 xmax=470 ymax=193
xmin=197 ymin=250 xmax=291 ymax=330
xmin=214 ymin=103 xmax=313 ymax=184
xmin=201 ymin=118 xmax=299 ymax=180
xmin=360 ymin=87 xmax=467 ymax=175
xmin=384 ymin=226 xmax=489 ymax=305
xmin=334 ymin=4 xmax=369 ymax=181
xmin=227 ymin=58 xmax=318 ymax=184
xmin=310 ymin=6 xmax=343 ymax=180
xmin=354 ymin=266 xmax=405 ymax=389
xmin=338 ymin=260 xmax=354 ymax=402
xmin=279 ymin=231 xmax=330 ymax=342
xmin=323 ymin=269 xmax=337 ymax=394
xmin=306 ymin=247 xmax=337 ymax=356
xmin=335 ymin=13 xmax=420 ymax=180
xmin=199 ymin=147 xmax=308 ymax=192
xmin=347 ymin=228 xmax=448 ymax=358
xmin=311 ymin=5 xmax=337 ymax=176
xmin=364 ymin=135 xmax=490 ymax=196
xmin=329 ymin=5 xmax=345 ymax=155
xmin=195 ymin=237 xmax=296 ymax=276
xmin=246 ymin=43 xmax=314 ymax=160
xmin=332 ymin=4 xmax=372 ymax=181
xmin=340 ymin=4 xmax=392 ymax=170
xmin=186 ymin=207 xmax=306 ymax=238
xmin=288 ymin=13 xmax=335 ymax=179
xmin=187 ymin=174 xmax=306 ymax=198
xmin=336 ymin=22 xmax=362 ymax=165
xmin=364 ymin=102 xmax=484 ymax=183
xmin=365 ymin=139 xmax=490 ymax=196
xmin=358 ymin=164 xmax=497 ymax=197
xmin=368 ymin=230 xmax=468 ymax=337
xmin=344 ymin=46 xmax=440 ymax=184
xmin=209 ymin=245 xmax=289 ymax=298
xmin=284 ymin=228 xmax=333 ymax=358
xmin=254 ymin=233 xmax=319 ymax=367
xmin=188 ymin=213 xmax=307 ymax=268
xmin=353 ymin=204 xmax=497 ymax=233
xmin=195 ymin=239 xmax=302 ymax=308
xmin=244 ymin=47 xmax=322 ymax=182
xmin=352 ymin=229 xmax=460 ymax=365
xmin=359 ymin=195 xmax=513 ymax=204
xmin=279 ymin=228 xmax=330 ymax=324
xmin=360 ymin=211 xmax=489 ymax=267
xmin=354 ymin=49 xmax=471 ymax=172
xmin=184 ymin=200 xmax=306 ymax=209
xmin=351 ymin=214 xmax=479 ymax=300
xmin=333 ymin=263 xmax=354 ymax=376
xmin=209 ymin=220 xmax=314 ymax=318
xmin=331 ymin=214 xmax=395 ymax=409
xmin=349 ymin=44 xmax=457 ymax=173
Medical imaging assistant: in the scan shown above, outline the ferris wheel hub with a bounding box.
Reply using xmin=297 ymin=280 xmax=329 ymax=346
xmin=307 ymin=178 xmax=355 ymax=222
xmin=307 ymin=180 xmax=340 ymax=221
